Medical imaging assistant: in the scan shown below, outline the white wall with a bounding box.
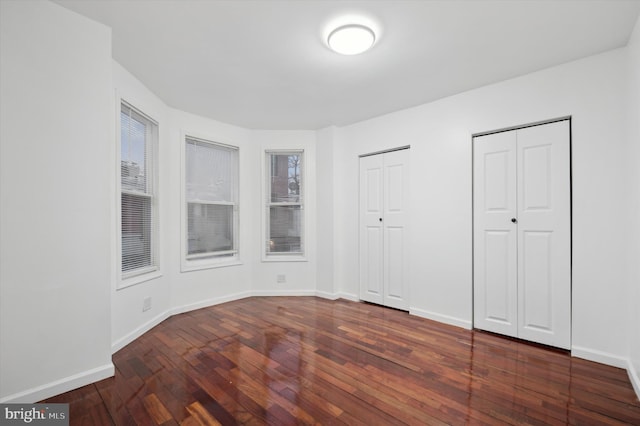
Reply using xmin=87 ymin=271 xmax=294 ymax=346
xmin=0 ymin=0 xmax=113 ymax=402
xmin=168 ymin=109 xmax=255 ymax=312
xmin=626 ymin=15 xmax=640 ymax=396
xmin=111 ymin=61 xmax=172 ymax=352
xmin=316 ymin=126 xmax=337 ymax=298
xmin=331 ymin=47 xmax=632 ymax=364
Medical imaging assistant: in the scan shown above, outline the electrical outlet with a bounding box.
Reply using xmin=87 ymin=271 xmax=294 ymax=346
xmin=276 ymin=274 xmax=286 ymax=284
xmin=142 ymin=296 xmax=152 ymax=312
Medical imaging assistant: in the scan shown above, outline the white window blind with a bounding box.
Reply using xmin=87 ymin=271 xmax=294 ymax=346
xmin=266 ymin=151 xmax=303 ymax=255
xmin=185 ymin=137 xmax=238 ymax=260
xmin=120 ymin=103 xmax=158 ymax=276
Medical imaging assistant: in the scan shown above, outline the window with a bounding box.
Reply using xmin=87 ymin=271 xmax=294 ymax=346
xmin=120 ymin=102 xmax=158 ymax=278
xmin=265 ymin=151 xmax=304 ymax=257
xmin=185 ymin=137 xmax=239 ymax=265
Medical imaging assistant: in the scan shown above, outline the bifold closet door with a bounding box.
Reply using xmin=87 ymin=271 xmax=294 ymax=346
xmin=474 ymin=120 xmax=571 ymax=349
xmin=360 ymin=154 xmax=385 ymax=306
xmin=359 ymin=149 xmax=409 ymax=310
xmin=473 ymin=131 xmax=519 ymax=338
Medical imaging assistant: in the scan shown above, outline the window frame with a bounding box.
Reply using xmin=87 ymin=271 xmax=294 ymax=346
xmin=181 ymin=133 xmax=241 ymax=272
xmin=263 ymin=149 xmax=306 ymax=261
xmin=117 ymin=99 xmax=161 ymax=288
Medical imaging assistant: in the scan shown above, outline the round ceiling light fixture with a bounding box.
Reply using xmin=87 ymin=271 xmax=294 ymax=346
xmin=327 ymin=24 xmax=376 ymax=55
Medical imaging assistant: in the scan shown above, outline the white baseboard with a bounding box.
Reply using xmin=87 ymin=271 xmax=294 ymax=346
xmin=112 ymin=310 xmax=171 ymax=353
xmin=114 ymin=289 xmax=331 ymax=356
xmin=336 ymin=292 xmax=359 ymax=302
xmin=627 ymin=359 xmax=640 ymax=400
xmin=171 ymin=291 xmax=252 ymax=316
xmin=269 ymin=290 xmax=359 ymax=302
xmin=0 ymin=363 xmax=114 ymax=404
xmin=571 ymin=345 xmax=628 ymax=369
xmin=315 ymin=291 xmax=359 ymax=301
xmin=250 ymin=289 xmax=317 ymax=297
xmin=409 ymin=307 xmax=472 ymax=330
xmin=315 ymin=290 xmax=340 ymax=300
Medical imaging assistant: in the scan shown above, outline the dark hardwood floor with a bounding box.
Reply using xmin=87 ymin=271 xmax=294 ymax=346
xmin=41 ymin=297 xmax=640 ymax=425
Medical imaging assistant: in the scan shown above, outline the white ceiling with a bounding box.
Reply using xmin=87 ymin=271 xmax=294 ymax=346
xmin=55 ymin=0 xmax=640 ymax=130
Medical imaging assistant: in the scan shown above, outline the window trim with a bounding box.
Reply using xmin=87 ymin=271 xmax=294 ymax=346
xmin=181 ymin=132 xmax=241 ymax=272
xmin=117 ymin=98 xmax=161 ymax=289
xmin=263 ymin=149 xmax=306 ymax=262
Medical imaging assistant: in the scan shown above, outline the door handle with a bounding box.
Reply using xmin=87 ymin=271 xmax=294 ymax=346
xmin=511 ymin=218 xmax=517 ymax=224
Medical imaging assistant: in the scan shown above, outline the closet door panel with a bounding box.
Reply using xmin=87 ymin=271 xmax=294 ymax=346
xmin=385 ymin=226 xmax=405 ymax=303
xmin=483 ymin=230 xmax=514 ymax=324
xmin=473 ymin=131 xmax=518 ymax=338
xmin=521 ymin=231 xmax=553 ymax=331
xmin=359 ymin=155 xmax=384 ymax=305
xmin=383 ymin=149 xmax=410 ymax=310
xmin=517 ymin=121 xmax=571 ymax=349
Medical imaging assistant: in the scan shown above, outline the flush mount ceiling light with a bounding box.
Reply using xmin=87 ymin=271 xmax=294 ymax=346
xmin=327 ymin=24 xmax=376 ymax=55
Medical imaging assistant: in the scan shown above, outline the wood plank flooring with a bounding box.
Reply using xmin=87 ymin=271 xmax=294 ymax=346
xmin=41 ymin=297 xmax=640 ymax=425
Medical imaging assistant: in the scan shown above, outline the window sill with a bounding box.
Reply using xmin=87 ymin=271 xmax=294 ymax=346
xmin=181 ymin=258 xmax=242 ymax=272
xmin=118 ymin=269 xmax=163 ymax=290
xmin=262 ymin=255 xmax=307 ymax=263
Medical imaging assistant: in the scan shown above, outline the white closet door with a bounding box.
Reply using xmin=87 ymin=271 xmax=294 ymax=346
xmin=359 ymin=149 xmax=410 ymax=310
xmin=382 ymin=149 xmax=410 ymax=310
xmin=473 ymin=120 xmax=571 ymax=350
xmin=516 ymin=121 xmax=571 ymax=349
xmin=359 ymin=154 xmax=385 ymax=305
xmin=473 ymin=131 xmax=519 ymax=338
